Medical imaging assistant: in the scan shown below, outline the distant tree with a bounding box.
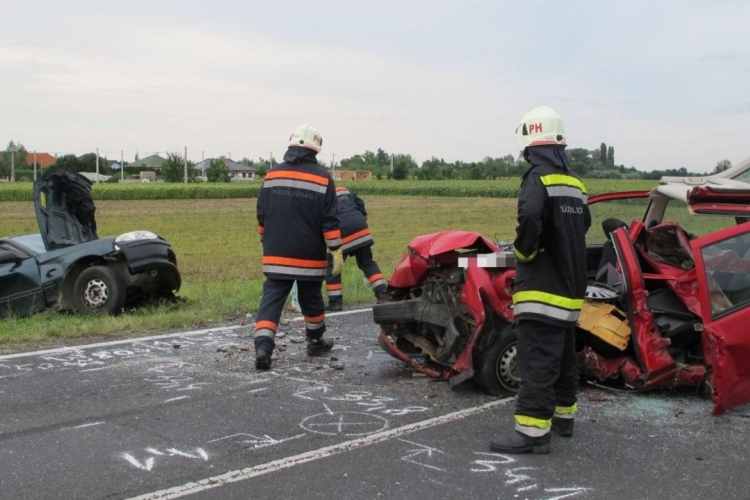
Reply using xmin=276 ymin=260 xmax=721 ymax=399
xmin=206 ymin=157 xmax=231 ymax=182
xmin=607 ymin=146 xmax=615 ymax=166
xmin=566 ymin=148 xmax=595 ymax=176
xmin=713 ymin=159 xmax=732 ymax=174
xmin=162 ymin=152 xmax=197 ymax=182
xmin=0 ymin=141 xmax=28 ymax=179
xmin=77 ymin=152 xmax=111 ymax=173
xmin=599 ymin=143 xmax=607 ymax=166
xmin=52 ymin=154 xmax=83 ymax=173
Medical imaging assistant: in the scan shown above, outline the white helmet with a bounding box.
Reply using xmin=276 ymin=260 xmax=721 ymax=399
xmin=515 ymin=106 xmax=566 ymax=147
xmin=289 ymin=123 xmax=323 ymax=153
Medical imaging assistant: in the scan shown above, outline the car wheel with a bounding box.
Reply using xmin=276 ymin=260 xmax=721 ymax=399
xmin=73 ymin=265 xmax=125 ymax=315
xmin=472 ymin=324 xmax=519 ymax=396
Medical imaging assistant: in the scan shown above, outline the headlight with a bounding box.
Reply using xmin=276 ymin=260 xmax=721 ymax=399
xmin=115 ymin=230 xmax=159 ymax=243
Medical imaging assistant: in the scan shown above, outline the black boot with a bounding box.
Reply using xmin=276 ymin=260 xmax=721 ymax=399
xmin=552 ymin=417 xmax=574 ymax=438
xmin=326 ymin=297 xmax=343 ymax=312
xmin=489 ymin=431 xmax=551 ymax=454
xmin=254 ymin=337 xmax=275 ymax=370
xmin=307 ymin=337 xmax=334 ymax=356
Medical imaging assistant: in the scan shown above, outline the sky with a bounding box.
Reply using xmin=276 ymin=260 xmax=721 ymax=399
xmin=2 ymin=0 xmax=750 ymax=173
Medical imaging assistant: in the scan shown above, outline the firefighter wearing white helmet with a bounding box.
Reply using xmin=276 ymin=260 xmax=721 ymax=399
xmin=514 ymin=105 xmax=567 ymax=148
xmin=289 ymin=123 xmax=323 ymax=152
xmin=490 ymin=106 xmax=591 ymax=455
xmin=253 ymin=123 xmax=341 ymax=370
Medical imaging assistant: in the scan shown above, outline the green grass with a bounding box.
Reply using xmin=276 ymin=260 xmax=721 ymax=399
xmin=0 ymin=196 xmax=521 ymax=345
xmin=0 ymin=190 xmax=727 ymax=347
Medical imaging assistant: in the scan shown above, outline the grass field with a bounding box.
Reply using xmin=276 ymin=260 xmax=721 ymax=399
xmin=0 ymin=190 xmax=717 ymax=346
xmin=0 ymin=196 xmax=522 ymax=344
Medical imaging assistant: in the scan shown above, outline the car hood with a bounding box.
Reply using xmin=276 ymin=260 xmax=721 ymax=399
xmin=33 ymin=167 xmax=99 ymax=251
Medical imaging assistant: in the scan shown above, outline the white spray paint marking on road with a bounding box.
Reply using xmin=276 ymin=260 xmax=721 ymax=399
xmin=125 ymin=397 xmax=513 ymax=500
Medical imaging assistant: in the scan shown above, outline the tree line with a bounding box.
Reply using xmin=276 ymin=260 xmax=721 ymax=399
xmin=0 ymin=140 xmax=735 ymax=183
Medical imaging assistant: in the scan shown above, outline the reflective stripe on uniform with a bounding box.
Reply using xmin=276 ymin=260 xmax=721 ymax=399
xmin=514 ymin=415 xmax=551 ymax=437
xmin=305 ymin=313 xmax=325 ymax=331
xmin=554 ymin=403 xmax=578 ymax=419
xmin=545 ymin=185 xmax=588 ymax=203
xmin=540 ymin=173 xmax=588 ymax=194
xmin=513 ymin=247 xmax=537 ymax=263
xmin=324 ymin=229 xmax=342 ymax=249
xmin=263 ymin=256 xmax=327 ymax=268
xmin=266 ymin=170 xmax=330 ymax=186
xmin=342 ymin=234 xmax=373 ymax=252
xmin=262 ymin=265 xmax=327 ymax=277
xmin=513 ymin=290 xmax=583 ymax=310
xmin=263 ymin=178 xmax=328 ymax=194
xmin=513 ymin=302 xmax=581 ymax=322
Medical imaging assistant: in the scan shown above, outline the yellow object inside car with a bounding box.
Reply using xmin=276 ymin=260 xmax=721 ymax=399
xmin=577 ymin=301 xmax=631 ymax=350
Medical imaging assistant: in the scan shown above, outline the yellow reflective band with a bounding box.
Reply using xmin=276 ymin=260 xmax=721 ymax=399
xmin=540 ymin=174 xmax=588 ymax=194
xmin=515 ymin=414 xmax=552 ymax=429
xmin=513 ymin=247 xmax=537 ymax=263
xmin=555 ymin=403 xmax=578 ymax=415
xmin=513 ymin=290 xmax=584 ymax=310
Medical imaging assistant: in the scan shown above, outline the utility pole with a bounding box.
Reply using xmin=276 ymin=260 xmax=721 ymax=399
xmin=96 ymin=148 xmax=100 ymax=183
xmin=33 ymin=150 xmax=37 ymax=181
xmin=10 ymin=145 xmax=15 ymax=183
xmin=332 ymin=153 xmax=335 ymax=177
xmin=120 ymin=150 xmax=124 ymax=181
xmin=183 ymin=146 xmax=188 ymax=183
xmin=390 ymin=154 xmax=394 ymax=174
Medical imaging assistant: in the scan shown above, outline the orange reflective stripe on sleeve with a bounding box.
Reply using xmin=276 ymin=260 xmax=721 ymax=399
xmin=324 ymin=229 xmax=341 ymax=241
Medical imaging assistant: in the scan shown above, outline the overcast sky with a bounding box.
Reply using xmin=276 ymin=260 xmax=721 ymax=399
xmin=2 ymin=0 xmax=750 ymax=172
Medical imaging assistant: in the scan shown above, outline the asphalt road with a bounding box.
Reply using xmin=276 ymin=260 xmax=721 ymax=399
xmin=1 ymin=308 xmax=749 ymax=500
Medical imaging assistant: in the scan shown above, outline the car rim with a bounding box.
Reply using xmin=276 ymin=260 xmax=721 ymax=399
xmin=495 ymin=343 xmax=520 ymax=391
xmin=82 ymin=278 xmax=109 ymax=310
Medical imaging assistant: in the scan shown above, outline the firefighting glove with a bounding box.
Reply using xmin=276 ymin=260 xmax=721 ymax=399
xmin=331 ymin=250 xmax=344 ymax=277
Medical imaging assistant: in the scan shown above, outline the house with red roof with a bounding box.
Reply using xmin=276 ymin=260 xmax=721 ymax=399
xmin=26 ymin=152 xmax=56 ymax=169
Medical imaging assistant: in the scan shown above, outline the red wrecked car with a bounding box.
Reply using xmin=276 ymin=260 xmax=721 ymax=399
xmin=373 ymin=161 xmax=750 ymax=415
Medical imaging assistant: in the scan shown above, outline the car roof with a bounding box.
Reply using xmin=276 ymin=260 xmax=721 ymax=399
xmin=655 ymin=154 xmax=750 ymax=208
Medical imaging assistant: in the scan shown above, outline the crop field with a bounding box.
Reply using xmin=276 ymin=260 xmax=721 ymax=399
xmin=0 ymin=178 xmax=659 ymax=202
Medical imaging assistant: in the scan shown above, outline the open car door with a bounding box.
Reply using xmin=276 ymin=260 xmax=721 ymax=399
xmin=691 ymin=223 xmax=750 ymax=414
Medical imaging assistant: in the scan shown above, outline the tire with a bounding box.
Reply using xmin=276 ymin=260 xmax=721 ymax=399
xmin=73 ymin=265 xmax=125 ymax=315
xmin=472 ymin=324 xmax=519 ymax=396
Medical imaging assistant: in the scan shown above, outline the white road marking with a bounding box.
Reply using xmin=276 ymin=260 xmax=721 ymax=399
xmin=126 ymin=397 xmax=514 ymax=500
xmin=164 ymin=396 xmax=190 ymax=403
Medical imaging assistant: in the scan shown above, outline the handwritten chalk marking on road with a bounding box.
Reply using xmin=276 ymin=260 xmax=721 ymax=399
xmin=293 ymin=307 xmax=371 ymax=321
xmin=207 ymin=433 xmax=305 ymax=449
xmin=126 ymin=397 xmax=513 ymax=500
xmin=397 ymin=438 xmax=447 ymax=472
xmin=79 ymin=366 xmax=111 ymax=372
xmin=248 ymin=387 xmax=268 ymax=394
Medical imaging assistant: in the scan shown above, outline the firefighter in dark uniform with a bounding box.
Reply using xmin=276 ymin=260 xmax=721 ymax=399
xmin=254 ymin=123 xmax=344 ymax=370
xmin=490 ymin=106 xmax=591 ymax=454
xmin=325 ymin=186 xmax=388 ymax=311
